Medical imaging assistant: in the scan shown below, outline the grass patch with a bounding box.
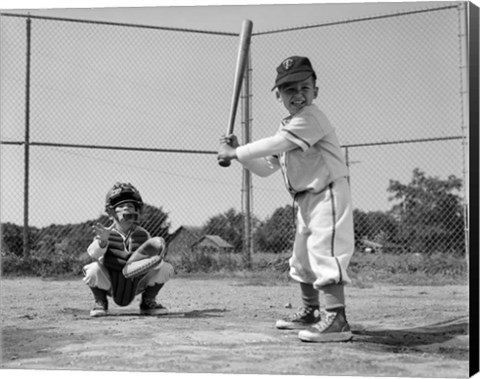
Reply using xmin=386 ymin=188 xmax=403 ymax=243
xmin=2 ymin=248 xmax=469 ymax=286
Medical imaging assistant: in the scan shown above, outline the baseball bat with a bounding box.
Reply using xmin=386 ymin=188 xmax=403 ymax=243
xmin=218 ymin=19 xmax=253 ymax=167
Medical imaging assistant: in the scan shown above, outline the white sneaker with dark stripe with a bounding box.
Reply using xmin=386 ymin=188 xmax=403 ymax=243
xmin=298 ymin=308 xmax=352 ymax=342
xmin=275 ymin=306 xmax=321 ymax=330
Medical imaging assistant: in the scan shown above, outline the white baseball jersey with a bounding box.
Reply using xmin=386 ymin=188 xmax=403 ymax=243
xmin=277 ymin=104 xmax=349 ymax=195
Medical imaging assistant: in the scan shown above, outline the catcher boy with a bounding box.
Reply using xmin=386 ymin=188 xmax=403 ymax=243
xmin=83 ymin=182 xmax=174 ymax=317
xmin=218 ymin=56 xmax=354 ymax=342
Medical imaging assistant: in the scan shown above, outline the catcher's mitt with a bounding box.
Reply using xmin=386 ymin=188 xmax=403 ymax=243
xmin=122 ymin=236 xmax=166 ymax=279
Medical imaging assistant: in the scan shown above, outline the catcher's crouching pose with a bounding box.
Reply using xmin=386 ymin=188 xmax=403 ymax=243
xmin=83 ymin=182 xmax=174 ymax=317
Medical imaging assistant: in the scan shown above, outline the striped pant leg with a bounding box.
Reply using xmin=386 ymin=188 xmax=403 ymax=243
xmin=289 ymin=178 xmax=354 ymax=289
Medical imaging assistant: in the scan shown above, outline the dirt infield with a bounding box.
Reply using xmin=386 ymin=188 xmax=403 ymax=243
xmin=0 ymin=275 xmax=469 ymax=377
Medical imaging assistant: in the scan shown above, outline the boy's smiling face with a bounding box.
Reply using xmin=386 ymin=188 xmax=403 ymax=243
xmin=276 ymin=76 xmax=318 ymax=115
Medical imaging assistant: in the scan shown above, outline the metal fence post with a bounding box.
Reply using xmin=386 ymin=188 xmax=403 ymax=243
xmin=23 ymin=17 xmax=32 ymax=257
xmin=241 ymin=50 xmax=252 ymax=268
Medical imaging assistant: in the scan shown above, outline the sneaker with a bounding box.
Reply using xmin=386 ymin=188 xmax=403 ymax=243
xmin=140 ymin=299 xmax=169 ymax=316
xmin=298 ymin=309 xmax=352 ymax=342
xmin=275 ymin=306 xmax=321 ymax=329
xmin=90 ymin=300 xmax=108 ymax=317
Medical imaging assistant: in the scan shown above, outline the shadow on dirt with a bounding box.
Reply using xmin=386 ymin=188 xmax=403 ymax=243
xmin=352 ymin=315 xmax=468 ymax=346
xmin=351 ymin=315 xmax=469 ymax=359
xmin=182 ymin=308 xmax=228 ymax=318
xmin=62 ymin=307 xmax=228 ymax=318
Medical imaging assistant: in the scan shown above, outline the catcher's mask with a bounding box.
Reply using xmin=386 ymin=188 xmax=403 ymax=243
xmin=105 ymin=182 xmax=144 ymax=222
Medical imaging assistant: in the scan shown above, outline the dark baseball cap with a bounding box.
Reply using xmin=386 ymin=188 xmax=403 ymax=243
xmin=272 ymin=56 xmax=317 ymax=91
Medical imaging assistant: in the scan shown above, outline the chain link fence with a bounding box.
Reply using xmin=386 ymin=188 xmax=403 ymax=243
xmin=1 ymin=4 xmax=469 ymax=269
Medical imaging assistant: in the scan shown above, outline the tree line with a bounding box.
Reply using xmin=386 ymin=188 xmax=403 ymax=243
xmin=1 ymin=168 xmax=466 ymax=276
xmin=202 ymin=168 xmax=465 ymax=255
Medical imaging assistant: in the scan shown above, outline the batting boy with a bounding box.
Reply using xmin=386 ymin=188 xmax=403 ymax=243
xmin=218 ymin=56 xmax=354 ymax=342
xmin=83 ymin=182 xmax=174 ymax=317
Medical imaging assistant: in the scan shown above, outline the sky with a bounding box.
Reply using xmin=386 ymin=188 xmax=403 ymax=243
xmin=0 ymin=0 xmax=473 ymax=230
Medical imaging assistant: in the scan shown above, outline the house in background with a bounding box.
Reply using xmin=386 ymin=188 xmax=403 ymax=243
xmin=191 ymin=235 xmax=234 ymax=254
xmin=166 ymin=226 xmax=201 ymax=260
xmin=166 ymin=227 xmax=235 ymax=265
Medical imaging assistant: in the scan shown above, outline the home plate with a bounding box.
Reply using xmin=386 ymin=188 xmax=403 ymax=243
xmin=153 ymin=330 xmax=279 ymax=345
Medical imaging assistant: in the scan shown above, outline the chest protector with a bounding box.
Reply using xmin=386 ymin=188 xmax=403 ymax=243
xmin=102 ymin=227 xmax=150 ymax=306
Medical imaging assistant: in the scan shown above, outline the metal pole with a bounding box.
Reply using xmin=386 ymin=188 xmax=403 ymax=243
xmin=457 ymin=3 xmax=470 ymax=265
xmin=23 ymin=17 xmax=32 ymax=257
xmin=344 ymin=146 xmax=350 ymax=184
xmin=241 ymin=50 xmax=252 ymax=269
